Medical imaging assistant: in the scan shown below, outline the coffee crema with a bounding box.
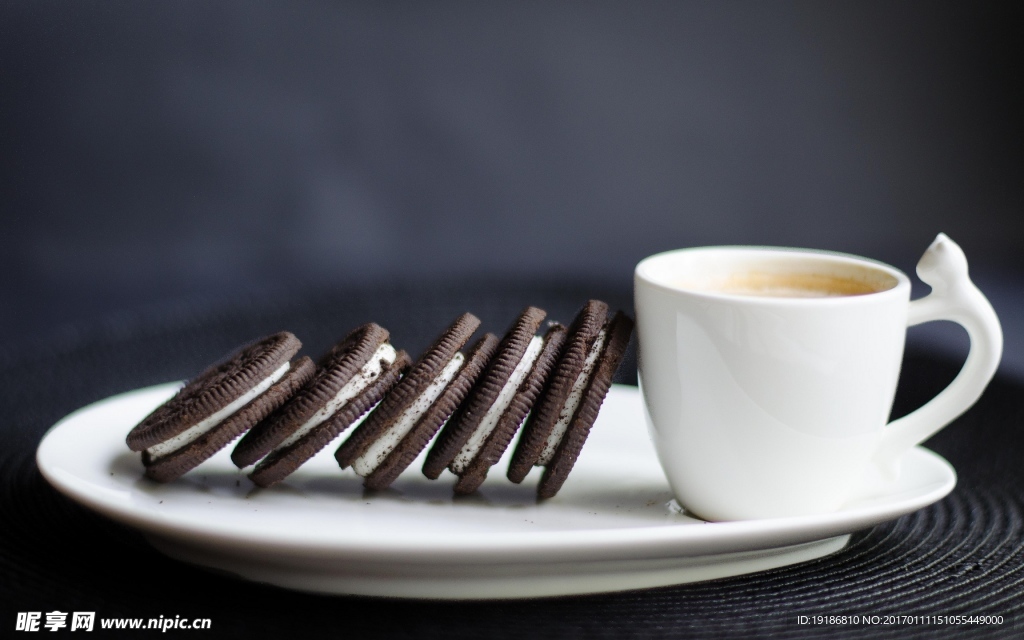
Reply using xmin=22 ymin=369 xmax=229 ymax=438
xmin=682 ymin=272 xmax=885 ymax=298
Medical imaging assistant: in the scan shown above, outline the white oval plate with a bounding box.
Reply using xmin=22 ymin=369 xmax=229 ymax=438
xmin=37 ymin=384 xmax=955 ymax=599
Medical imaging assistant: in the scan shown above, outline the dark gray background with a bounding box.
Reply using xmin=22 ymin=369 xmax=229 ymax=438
xmin=1 ymin=1 xmax=1021 ymax=370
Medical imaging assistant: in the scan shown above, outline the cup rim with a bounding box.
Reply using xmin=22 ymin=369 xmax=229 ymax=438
xmin=634 ymin=245 xmax=912 ymax=305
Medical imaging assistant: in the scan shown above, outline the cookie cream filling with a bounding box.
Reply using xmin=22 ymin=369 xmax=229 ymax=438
xmin=274 ymin=343 xmax=397 ymax=453
xmin=146 ymin=361 xmax=291 ymax=460
xmin=352 ymin=352 xmax=465 ymax=477
xmin=537 ymin=328 xmax=607 ymax=466
xmin=451 ymin=335 xmax=544 ymax=474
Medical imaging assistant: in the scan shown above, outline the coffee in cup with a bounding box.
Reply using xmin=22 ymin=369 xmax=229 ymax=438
xmin=681 ymin=272 xmax=885 ymax=298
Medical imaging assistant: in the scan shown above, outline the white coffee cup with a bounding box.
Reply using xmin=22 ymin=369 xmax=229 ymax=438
xmin=634 ymin=234 xmax=1002 ymax=521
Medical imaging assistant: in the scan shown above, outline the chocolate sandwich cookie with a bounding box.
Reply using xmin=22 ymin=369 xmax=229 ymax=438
xmin=235 ymin=323 xmax=411 ymax=488
xmin=508 ymin=303 xmax=634 ymax=498
xmin=335 ymin=314 xmax=501 ymax=490
xmin=126 ymin=332 xmax=314 ymax=483
xmin=423 ymin=306 xmax=566 ymax=494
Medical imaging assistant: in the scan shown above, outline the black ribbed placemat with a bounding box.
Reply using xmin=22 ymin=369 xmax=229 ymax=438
xmin=1 ymin=281 xmax=1022 ymax=639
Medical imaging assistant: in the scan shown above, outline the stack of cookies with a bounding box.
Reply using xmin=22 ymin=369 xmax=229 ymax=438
xmin=126 ymin=301 xmax=633 ymax=498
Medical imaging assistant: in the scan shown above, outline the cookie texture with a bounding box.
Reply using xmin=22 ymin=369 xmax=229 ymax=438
xmin=422 ymin=306 xmax=546 ymax=479
xmin=537 ymin=311 xmax=634 ymax=499
xmin=127 ymin=331 xmax=301 ymax=451
xmin=249 ymin=350 xmax=412 ymax=488
xmin=335 ymin=313 xmax=480 ymax=469
xmin=362 ymin=333 xmax=500 ymax=490
xmin=453 ymin=323 xmax=567 ymax=494
xmin=142 ymin=357 xmax=316 ymax=482
xmin=231 ymin=323 xmax=389 ymax=468
xmin=508 ymin=300 xmax=608 ymax=483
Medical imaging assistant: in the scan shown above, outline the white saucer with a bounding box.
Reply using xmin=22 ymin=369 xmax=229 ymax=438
xmin=37 ymin=384 xmax=956 ymax=599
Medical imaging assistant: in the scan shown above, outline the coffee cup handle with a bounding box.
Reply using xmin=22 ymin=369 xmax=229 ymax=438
xmin=875 ymin=233 xmax=1003 ymax=478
